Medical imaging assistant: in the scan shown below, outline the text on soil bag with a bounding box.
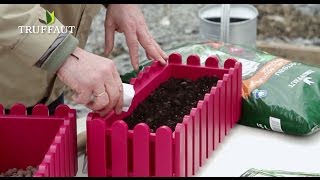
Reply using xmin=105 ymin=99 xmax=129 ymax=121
xmin=275 ymin=62 xmax=301 ymax=76
xmin=288 ymin=70 xmax=315 ymax=88
xmin=242 ymin=58 xmax=291 ymax=98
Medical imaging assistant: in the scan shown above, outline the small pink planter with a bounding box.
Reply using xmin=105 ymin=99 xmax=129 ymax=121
xmin=0 ymin=103 xmax=77 ymax=177
xmin=87 ymin=53 xmax=242 ymax=177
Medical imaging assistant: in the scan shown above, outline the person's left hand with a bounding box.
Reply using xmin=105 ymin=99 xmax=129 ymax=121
xmin=104 ymin=4 xmax=168 ymax=71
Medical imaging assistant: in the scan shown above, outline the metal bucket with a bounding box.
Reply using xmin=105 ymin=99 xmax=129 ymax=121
xmin=198 ymin=4 xmax=259 ymax=48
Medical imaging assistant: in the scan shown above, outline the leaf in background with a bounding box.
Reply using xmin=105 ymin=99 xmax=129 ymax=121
xmin=46 ymin=11 xmax=55 ymax=25
xmin=38 ymin=18 xmax=46 ymax=25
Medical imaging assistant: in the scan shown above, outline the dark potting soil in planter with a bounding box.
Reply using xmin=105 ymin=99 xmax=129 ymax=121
xmin=0 ymin=166 xmax=38 ymax=177
xmin=124 ymin=76 xmax=219 ymax=132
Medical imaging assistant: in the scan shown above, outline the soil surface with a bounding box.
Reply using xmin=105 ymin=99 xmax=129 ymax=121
xmin=0 ymin=166 xmax=38 ymax=177
xmin=124 ymin=76 xmax=219 ymax=132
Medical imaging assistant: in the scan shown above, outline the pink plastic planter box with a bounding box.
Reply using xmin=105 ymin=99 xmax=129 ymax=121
xmin=87 ymin=53 xmax=242 ymax=177
xmin=0 ymin=103 xmax=77 ymax=177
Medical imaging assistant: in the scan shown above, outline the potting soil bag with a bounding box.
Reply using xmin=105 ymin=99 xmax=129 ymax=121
xmin=120 ymin=41 xmax=320 ymax=136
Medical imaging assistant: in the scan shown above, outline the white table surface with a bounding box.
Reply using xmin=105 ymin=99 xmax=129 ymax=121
xmin=76 ymin=117 xmax=320 ymax=177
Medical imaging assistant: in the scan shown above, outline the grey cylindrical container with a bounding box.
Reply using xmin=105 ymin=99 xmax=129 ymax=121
xmin=198 ymin=4 xmax=259 ymax=48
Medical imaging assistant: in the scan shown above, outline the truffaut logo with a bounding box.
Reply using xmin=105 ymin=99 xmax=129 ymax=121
xmin=39 ymin=10 xmax=55 ymax=25
xmin=18 ymin=10 xmax=75 ymax=34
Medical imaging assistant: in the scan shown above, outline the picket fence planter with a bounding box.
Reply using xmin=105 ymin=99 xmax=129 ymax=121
xmin=0 ymin=104 xmax=77 ymax=177
xmin=87 ymin=53 xmax=242 ymax=177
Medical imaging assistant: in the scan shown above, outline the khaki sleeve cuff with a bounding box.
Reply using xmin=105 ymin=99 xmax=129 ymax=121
xmin=41 ymin=34 xmax=79 ymax=73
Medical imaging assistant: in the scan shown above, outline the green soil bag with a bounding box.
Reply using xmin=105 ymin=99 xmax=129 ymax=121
xmin=120 ymin=41 xmax=320 ymax=136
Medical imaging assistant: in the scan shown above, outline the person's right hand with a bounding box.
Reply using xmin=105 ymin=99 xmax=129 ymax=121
xmin=104 ymin=4 xmax=168 ymax=71
xmin=57 ymin=47 xmax=123 ymax=115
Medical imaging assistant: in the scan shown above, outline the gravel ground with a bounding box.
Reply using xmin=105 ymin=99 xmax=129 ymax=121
xmin=66 ymin=4 xmax=320 ymax=117
xmin=84 ymin=4 xmax=320 ymax=74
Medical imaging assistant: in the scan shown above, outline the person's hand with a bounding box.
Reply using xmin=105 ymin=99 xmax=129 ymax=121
xmin=57 ymin=47 xmax=123 ymax=115
xmin=104 ymin=4 xmax=168 ymax=71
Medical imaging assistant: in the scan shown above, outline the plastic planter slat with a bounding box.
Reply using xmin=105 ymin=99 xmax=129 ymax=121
xmin=229 ymin=69 xmax=237 ymax=126
xmin=204 ymin=94 xmax=213 ymax=155
xmin=63 ymin=121 xmax=71 ymax=177
xmin=218 ymin=80 xmax=226 ymax=142
xmin=205 ymin=56 xmax=219 ymax=68
xmin=209 ymin=88 xmax=217 ymax=150
xmin=69 ymin=109 xmax=78 ymax=176
xmin=225 ymin=74 xmax=232 ymax=135
xmin=183 ymin=115 xmax=193 ymax=176
xmin=174 ymin=123 xmax=185 ymax=177
xmin=133 ymin=123 xmax=150 ymax=177
xmin=87 ymin=117 xmax=107 ymax=176
xmin=9 ymin=103 xmax=26 ymax=115
xmin=155 ymin=126 xmax=172 ymax=176
xmin=197 ymin=101 xmax=207 ymax=166
xmin=32 ymin=104 xmax=49 ymax=116
xmin=111 ymin=120 xmax=128 ymax=177
xmin=54 ymin=137 xmax=62 ymax=177
xmin=59 ymin=128 xmax=67 ymax=177
xmin=190 ymin=108 xmax=200 ymax=173
xmin=49 ymin=146 xmax=58 ymax=176
xmin=181 ymin=116 xmax=190 ymax=177
xmin=224 ymin=58 xmax=238 ymax=123
xmin=237 ymin=62 xmax=242 ymax=121
xmin=43 ymin=154 xmax=54 ymax=176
